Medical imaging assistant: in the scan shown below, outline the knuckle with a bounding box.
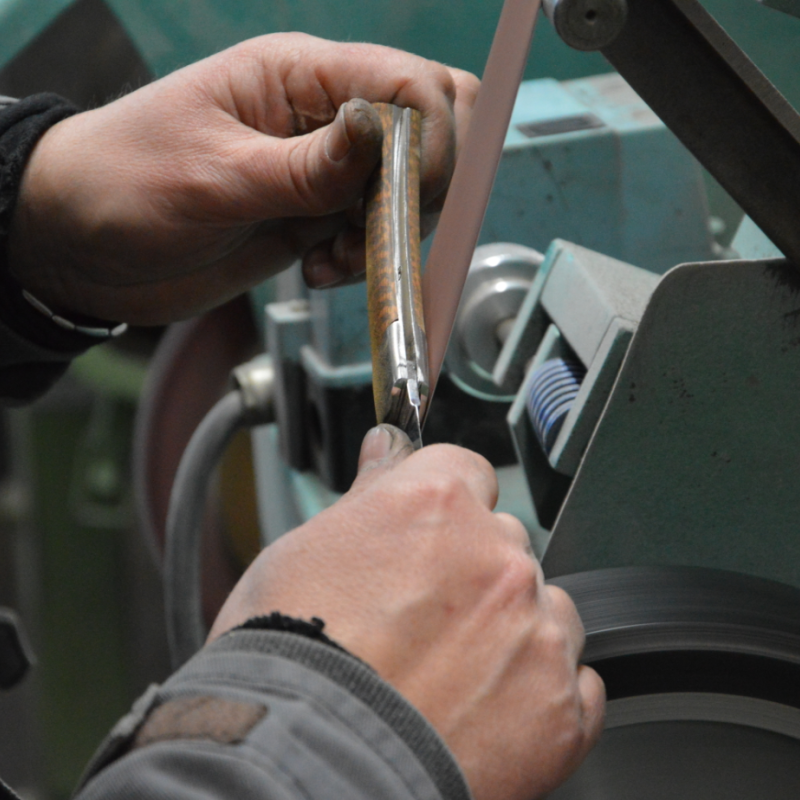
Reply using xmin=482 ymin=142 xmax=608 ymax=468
xmin=427 ymin=442 xmax=493 ymax=480
xmin=498 ymin=549 xmax=539 ymax=594
xmin=413 ymin=470 xmax=469 ymax=510
xmin=409 ymin=58 xmax=456 ymax=102
xmin=547 ymin=582 xmax=570 ymax=604
xmin=559 ymin=714 xmax=589 ymax=765
xmin=584 ymin=666 xmax=607 ymax=710
xmin=535 ymin=688 xmax=590 ymax=782
xmin=451 ymin=67 xmax=480 ymax=100
xmin=497 ymin=511 xmax=533 ymax=545
xmin=538 ymin=618 xmax=573 ymax=658
xmin=285 ymin=143 xmax=328 ymax=214
xmin=463 ymin=446 xmax=494 ymax=477
xmin=434 ymin=63 xmax=458 ymax=102
xmin=465 ymin=76 xmax=481 ymax=103
xmin=547 ymin=584 xmax=581 ymax=618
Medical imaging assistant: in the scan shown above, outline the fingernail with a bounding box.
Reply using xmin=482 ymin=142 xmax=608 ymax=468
xmin=304 ymin=247 xmax=344 ymax=289
xmin=305 ymin=262 xmax=344 ymax=289
xmin=347 ymin=99 xmax=383 ymax=150
xmin=359 ymin=426 xmax=394 ymax=465
xmin=325 ymin=102 xmax=352 ymax=163
xmin=358 ymin=424 xmax=411 ymax=469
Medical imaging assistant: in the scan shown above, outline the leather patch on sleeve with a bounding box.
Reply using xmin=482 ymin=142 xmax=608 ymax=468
xmin=131 ymin=696 xmax=268 ymax=750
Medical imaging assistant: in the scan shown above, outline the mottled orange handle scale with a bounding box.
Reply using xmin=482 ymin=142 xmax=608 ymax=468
xmin=407 ymin=112 xmax=425 ymax=338
xmin=366 ymin=103 xmax=422 ymax=422
xmin=366 ymin=104 xmax=399 ymax=344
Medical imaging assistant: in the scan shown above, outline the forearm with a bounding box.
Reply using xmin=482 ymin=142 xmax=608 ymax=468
xmin=76 ymin=630 xmax=471 ymax=800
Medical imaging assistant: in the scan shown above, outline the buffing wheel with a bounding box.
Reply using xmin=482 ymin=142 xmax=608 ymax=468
xmin=549 ymin=567 xmax=800 ymax=798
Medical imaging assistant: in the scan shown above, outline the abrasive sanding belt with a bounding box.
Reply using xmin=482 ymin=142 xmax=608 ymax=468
xmin=422 ymin=0 xmax=542 ymax=409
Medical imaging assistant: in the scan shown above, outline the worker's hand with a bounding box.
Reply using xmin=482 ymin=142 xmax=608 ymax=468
xmin=7 ymin=34 xmax=478 ymax=324
xmin=210 ymin=425 xmax=605 ymax=800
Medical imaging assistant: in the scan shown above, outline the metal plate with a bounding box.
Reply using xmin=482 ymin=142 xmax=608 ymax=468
xmin=542 ymin=260 xmax=800 ymax=589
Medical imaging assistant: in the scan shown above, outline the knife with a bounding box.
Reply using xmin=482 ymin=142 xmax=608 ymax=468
xmin=366 ymin=0 xmax=541 ymax=444
xmin=365 ymin=103 xmax=428 ymax=449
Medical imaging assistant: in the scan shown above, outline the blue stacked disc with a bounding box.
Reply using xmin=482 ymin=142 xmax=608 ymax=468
xmin=527 ymin=357 xmax=587 ymax=455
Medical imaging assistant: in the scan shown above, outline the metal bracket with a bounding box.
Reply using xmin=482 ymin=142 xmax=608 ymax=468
xmin=549 ymin=0 xmax=800 ymax=268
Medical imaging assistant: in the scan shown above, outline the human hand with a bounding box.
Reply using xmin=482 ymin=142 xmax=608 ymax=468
xmin=8 ymin=34 xmax=478 ymax=325
xmin=209 ymin=425 xmax=605 ymax=800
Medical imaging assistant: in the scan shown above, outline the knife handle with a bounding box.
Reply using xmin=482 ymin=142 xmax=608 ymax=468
xmin=365 ymin=103 xmax=423 ymax=423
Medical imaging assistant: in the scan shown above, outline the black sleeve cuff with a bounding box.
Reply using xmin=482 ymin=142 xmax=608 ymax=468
xmin=0 ymin=94 xmax=118 ymax=404
xmin=234 ymin=611 xmax=356 ymax=656
xmin=0 ymin=93 xmax=80 ymax=240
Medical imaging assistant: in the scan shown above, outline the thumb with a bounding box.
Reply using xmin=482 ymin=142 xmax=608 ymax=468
xmin=351 ymin=424 xmax=415 ymax=490
xmin=234 ymin=98 xmax=383 ymax=219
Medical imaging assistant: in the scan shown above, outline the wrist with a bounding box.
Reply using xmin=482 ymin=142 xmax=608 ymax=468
xmin=0 ymin=95 xmax=126 ymax=351
xmin=8 ymin=113 xmax=83 ymax=312
xmin=232 ymin=611 xmax=354 ymax=656
xmin=6 ymin=111 xmax=128 ymax=340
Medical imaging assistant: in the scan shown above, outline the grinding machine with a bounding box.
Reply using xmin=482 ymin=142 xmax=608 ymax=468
xmin=142 ymin=0 xmax=800 ymax=796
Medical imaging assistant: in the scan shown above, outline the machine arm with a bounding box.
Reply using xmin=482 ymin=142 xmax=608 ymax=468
xmin=550 ymin=0 xmax=800 ymax=267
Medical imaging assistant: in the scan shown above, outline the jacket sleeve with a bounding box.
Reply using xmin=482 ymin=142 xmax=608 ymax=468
xmin=74 ymin=630 xmax=473 ymax=800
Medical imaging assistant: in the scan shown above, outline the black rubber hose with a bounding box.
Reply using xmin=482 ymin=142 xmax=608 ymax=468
xmin=164 ymin=390 xmax=247 ymax=668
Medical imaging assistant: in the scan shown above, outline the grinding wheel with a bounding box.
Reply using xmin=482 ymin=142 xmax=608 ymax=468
xmin=548 ymin=567 xmax=800 ymax=798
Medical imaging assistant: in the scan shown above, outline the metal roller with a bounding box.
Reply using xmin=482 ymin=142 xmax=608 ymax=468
xmin=542 ymin=0 xmax=628 ymax=50
xmin=444 ymin=243 xmax=543 ymax=401
xmin=548 ymin=567 xmax=800 ymax=798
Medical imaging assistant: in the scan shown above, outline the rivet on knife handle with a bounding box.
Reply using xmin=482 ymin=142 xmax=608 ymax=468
xmin=365 ymin=104 xmax=428 ymax=449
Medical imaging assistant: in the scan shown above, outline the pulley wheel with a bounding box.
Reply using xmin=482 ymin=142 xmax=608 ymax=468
xmin=548 ymin=567 xmax=800 ymax=798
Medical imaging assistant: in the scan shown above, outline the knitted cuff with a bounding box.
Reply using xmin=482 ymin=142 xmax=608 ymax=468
xmin=235 ymin=612 xmax=355 ymax=658
xmin=0 ymin=93 xmax=121 ymax=356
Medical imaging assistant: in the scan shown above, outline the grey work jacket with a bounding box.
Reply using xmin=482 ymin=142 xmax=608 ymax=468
xmin=74 ymin=631 xmax=472 ymax=800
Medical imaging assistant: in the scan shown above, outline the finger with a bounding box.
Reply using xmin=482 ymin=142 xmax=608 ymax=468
xmin=414 ymin=67 xmax=479 ymax=225
xmin=90 ymin=207 xmax=356 ymax=324
xmin=577 ymin=664 xmax=606 ymax=751
xmin=251 ymin=35 xmax=462 ymax=208
xmin=495 ymin=511 xmax=535 ymax=554
xmin=224 ymin=98 xmax=384 ymax=220
xmin=543 ymin=584 xmax=587 ymax=661
xmin=446 ymin=66 xmax=481 ymax=162
xmin=299 ymin=39 xmax=460 ymax=208
xmin=395 ymin=443 xmax=500 ymax=510
xmin=351 ymin=424 xmax=415 ymax=490
xmin=304 ymin=198 xmax=438 ymax=288
xmin=302 ymin=241 xmax=343 ymax=289
xmin=302 ymin=226 xmax=366 ymax=289
xmin=194 ymin=35 xmax=471 ymax=218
